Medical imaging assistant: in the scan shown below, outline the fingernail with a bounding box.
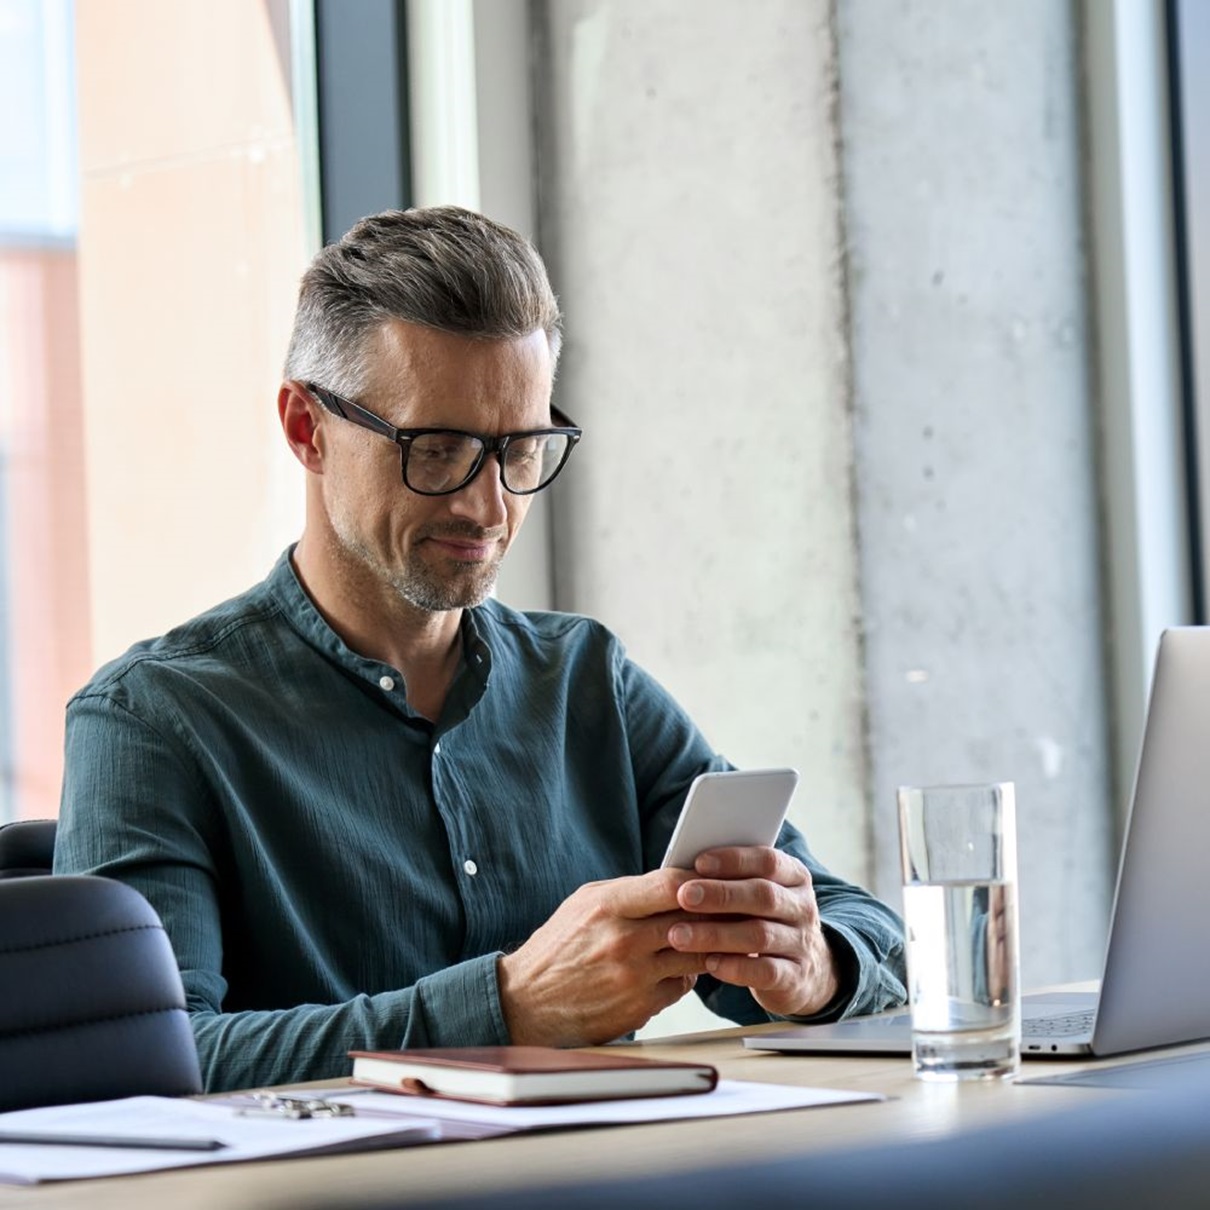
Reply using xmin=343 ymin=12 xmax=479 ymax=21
xmin=669 ymin=925 xmax=691 ymax=947
xmin=706 ymin=955 xmax=720 ymax=973
xmin=682 ymin=883 xmax=705 ymax=907
xmin=697 ymin=854 xmax=721 ymax=874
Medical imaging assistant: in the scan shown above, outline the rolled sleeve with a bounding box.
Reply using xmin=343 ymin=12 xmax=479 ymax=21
xmin=405 ymin=952 xmax=511 ymax=1048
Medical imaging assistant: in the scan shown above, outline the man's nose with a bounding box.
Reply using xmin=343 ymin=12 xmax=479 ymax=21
xmin=449 ymin=451 xmax=509 ymax=526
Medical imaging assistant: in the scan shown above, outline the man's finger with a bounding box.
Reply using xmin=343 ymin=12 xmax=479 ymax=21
xmin=693 ymin=846 xmax=810 ymax=886
xmin=702 ymin=952 xmax=791 ymax=991
xmin=667 ymin=917 xmax=797 ymax=956
xmin=678 ymin=875 xmax=815 ymax=923
xmin=599 ymin=867 xmax=696 ymax=919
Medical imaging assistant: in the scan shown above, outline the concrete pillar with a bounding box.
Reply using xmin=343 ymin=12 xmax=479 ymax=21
xmin=534 ymin=0 xmax=870 ymax=896
xmin=836 ymin=0 xmax=1114 ymax=984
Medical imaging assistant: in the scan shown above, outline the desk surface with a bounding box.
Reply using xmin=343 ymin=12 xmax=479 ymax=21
xmin=4 ymin=1023 xmax=1206 ymax=1209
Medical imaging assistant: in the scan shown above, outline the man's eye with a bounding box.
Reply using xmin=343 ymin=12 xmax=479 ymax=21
xmin=413 ymin=438 xmax=466 ymax=463
xmin=508 ymin=438 xmax=543 ymax=462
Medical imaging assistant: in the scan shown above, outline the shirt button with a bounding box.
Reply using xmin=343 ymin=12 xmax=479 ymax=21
xmin=463 ymin=859 xmax=478 ymax=876
xmin=378 ymin=675 xmax=395 ymax=692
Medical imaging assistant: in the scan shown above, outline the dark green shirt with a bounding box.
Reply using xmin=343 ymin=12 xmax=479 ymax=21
xmin=56 ymin=549 xmax=906 ymax=1091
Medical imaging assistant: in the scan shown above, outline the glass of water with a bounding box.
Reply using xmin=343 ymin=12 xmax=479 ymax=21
xmin=897 ymin=782 xmax=1021 ymax=1081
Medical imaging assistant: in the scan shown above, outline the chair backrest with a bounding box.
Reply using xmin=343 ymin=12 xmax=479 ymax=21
xmin=0 ymin=874 xmax=203 ymax=1111
xmin=0 ymin=818 xmax=57 ymax=878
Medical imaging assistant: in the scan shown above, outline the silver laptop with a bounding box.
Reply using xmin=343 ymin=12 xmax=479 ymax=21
xmin=746 ymin=627 xmax=1210 ymax=1060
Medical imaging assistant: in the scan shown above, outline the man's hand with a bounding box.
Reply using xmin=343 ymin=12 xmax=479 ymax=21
xmin=665 ymin=847 xmax=841 ymax=1018
xmin=498 ymin=870 xmax=707 ymax=1047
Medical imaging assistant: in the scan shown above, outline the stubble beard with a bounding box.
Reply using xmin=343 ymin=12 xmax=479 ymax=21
xmin=392 ymin=551 xmax=501 ymax=612
xmin=331 ymin=517 xmax=503 ymax=613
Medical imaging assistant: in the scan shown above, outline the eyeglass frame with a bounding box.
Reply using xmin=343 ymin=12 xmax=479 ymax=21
xmin=303 ymin=382 xmax=583 ymax=497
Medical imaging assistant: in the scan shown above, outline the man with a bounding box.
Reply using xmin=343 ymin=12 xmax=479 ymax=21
xmin=56 ymin=206 xmax=906 ymax=1092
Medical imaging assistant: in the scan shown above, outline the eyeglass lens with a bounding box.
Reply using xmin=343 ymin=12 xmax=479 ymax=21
xmin=405 ymin=432 xmax=572 ymax=495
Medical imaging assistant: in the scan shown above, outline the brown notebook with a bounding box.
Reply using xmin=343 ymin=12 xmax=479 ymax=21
xmin=348 ymin=1045 xmax=719 ymax=1106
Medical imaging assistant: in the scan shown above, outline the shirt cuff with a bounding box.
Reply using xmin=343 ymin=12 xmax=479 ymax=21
xmin=407 ymin=951 xmax=511 ymax=1047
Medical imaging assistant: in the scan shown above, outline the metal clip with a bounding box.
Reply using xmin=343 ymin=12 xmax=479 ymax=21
xmin=234 ymin=1092 xmax=356 ymax=1120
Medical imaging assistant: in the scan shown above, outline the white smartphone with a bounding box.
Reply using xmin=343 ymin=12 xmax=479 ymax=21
xmin=660 ymin=767 xmax=800 ymax=869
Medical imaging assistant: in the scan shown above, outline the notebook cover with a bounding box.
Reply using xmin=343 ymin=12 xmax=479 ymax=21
xmin=347 ymin=1046 xmax=719 ymax=1106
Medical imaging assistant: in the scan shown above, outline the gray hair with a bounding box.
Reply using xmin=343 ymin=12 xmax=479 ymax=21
xmin=283 ymin=206 xmax=563 ymax=396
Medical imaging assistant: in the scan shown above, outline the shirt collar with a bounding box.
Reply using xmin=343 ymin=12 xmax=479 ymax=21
xmin=265 ymin=545 xmax=493 ymax=728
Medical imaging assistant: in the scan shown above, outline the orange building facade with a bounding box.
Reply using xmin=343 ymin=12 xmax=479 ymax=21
xmin=1 ymin=0 xmax=309 ymax=820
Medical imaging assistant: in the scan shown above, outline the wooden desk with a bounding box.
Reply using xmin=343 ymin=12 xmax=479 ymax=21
xmin=3 ymin=1024 xmax=1205 ymax=1210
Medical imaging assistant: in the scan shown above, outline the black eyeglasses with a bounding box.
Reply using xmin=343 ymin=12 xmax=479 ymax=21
xmin=305 ymin=383 xmax=582 ymax=497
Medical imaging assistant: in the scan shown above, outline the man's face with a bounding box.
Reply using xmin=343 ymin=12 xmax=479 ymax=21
xmin=319 ymin=320 xmax=555 ymax=613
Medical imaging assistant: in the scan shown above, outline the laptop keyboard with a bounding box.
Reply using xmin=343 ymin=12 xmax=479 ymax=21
xmin=1025 ymin=1010 xmax=1096 ymax=1038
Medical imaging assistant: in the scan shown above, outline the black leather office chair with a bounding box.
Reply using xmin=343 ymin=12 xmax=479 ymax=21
xmin=0 ymin=874 xmax=202 ymax=1110
xmin=0 ymin=818 xmax=57 ymax=877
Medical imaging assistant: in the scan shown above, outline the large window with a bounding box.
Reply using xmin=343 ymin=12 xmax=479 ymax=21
xmin=0 ymin=0 xmax=314 ymax=821
xmin=0 ymin=0 xmax=84 ymax=821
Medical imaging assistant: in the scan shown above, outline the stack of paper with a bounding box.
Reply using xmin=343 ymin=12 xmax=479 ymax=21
xmin=0 ymin=1096 xmax=439 ymax=1185
xmin=0 ymin=1079 xmax=884 ymax=1185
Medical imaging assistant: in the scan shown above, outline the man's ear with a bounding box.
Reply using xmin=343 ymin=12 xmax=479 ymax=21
xmin=279 ymin=380 xmax=326 ymax=473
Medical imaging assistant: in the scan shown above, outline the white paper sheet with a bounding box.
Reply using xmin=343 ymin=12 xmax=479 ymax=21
xmin=328 ymin=1078 xmax=883 ymax=1131
xmin=0 ymin=1095 xmax=440 ymax=1185
xmin=0 ymin=1079 xmax=883 ymax=1184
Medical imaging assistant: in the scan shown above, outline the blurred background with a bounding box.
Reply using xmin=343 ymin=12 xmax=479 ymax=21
xmin=0 ymin=0 xmax=1207 ymax=1033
